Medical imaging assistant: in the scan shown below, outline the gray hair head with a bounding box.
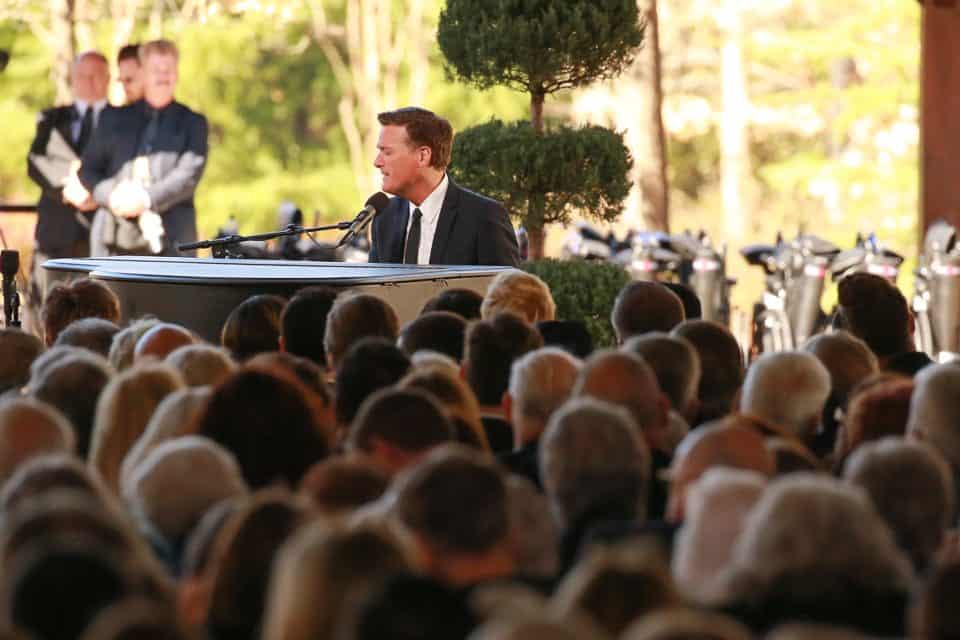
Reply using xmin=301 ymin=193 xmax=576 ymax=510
xmin=906 ymin=363 xmax=960 ymax=477
xmin=740 ymin=351 xmax=831 ymax=439
xmin=508 ymin=347 xmax=581 ymax=443
xmin=539 ymin=397 xmax=650 ymax=527
xmin=165 ymin=344 xmax=235 ymax=388
xmin=122 ymin=435 xmax=247 ymax=544
xmin=53 ymin=317 xmax=120 ymax=359
xmin=504 ymin=475 xmax=557 ymax=578
xmin=623 ymin=332 xmax=701 ymax=413
xmin=108 ymin=317 xmax=160 ymax=372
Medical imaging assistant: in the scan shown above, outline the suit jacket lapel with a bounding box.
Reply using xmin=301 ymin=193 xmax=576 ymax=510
xmin=430 ymin=178 xmax=460 ymax=265
xmin=57 ymin=107 xmax=82 ymax=156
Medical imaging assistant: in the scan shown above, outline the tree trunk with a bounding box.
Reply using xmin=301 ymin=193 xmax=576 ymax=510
xmin=530 ymin=92 xmax=545 ymax=135
xmin=526 ymin=227 xmax=545 ymax=262
xmin=50 ymin=0 xmax=76 ymax=105
xmin=920 ymin=2 xmax=960 ymax=241
xmin=718 ymin=0 xmax=750 ymax=244
xmin=632 ymin=0 xmax=669 ymax=232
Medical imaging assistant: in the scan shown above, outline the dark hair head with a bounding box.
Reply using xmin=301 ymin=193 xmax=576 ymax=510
xmin=377 ymin=107 xmax=453 ymax=170
xmin=398 ymin=311 xmax=467 ymax=361
xmin=662 ymin=282 xmax=702 ymax=320
xmin=348 ymin=387 xmax=454 ymax=454
xmin=611 ymin=281 xmax=685 ymax=343
xmin=246 ymin=351 xmax=331 ymax=406
xmin=280 ymin=286 xmax=338 ymax=367
xmin=0 ymin=328 xmax=44 ymax=394
xmin=352 ymin=573 xmax=477 ymax=640
xmin=464 ymin=312 xmax=543 ymax=406
xmin=420 ymin=288 xmax=484 ymax=320
xmin=536 ymin=320 xmax=594 ymax=359
xmin=117 ymin=44 xmax=140 ymax=64
xmin=671 ymin=319 xmax=744 ymax=423
xmin=833 ymin=273 xmax=912 ymax=359
xmin=335 ymin=338 xmax=411 ymax=426
xmin=220 ymin=294 xmax=286 ymax=362
xmin=42 ymin=279 xmax=121 ymax=346
xmin=324 ymin=293 xmax=399 ymax=370
xmin=298 ymin=457 xmax=390 ymax=514
xmin=394 ymin=448 xmax=509 ymax=555
xmin=196 ymin=368 xmax=328 ymax=489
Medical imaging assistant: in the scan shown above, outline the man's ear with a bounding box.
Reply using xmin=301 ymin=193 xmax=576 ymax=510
xmin=418 ymin=146 xmax=432 ymax=168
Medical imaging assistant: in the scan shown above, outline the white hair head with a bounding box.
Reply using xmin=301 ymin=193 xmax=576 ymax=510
xmin=740 ymin=351 xmax=830 ymax=439
xmin=906 ymin=363 xmax=960 ymax=475
xmin=508 ymin=347 xmax=581 ymax=443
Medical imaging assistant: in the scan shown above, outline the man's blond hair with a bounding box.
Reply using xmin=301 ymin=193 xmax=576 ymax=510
xmin=139 ymin=39 xmax=179 ymax=63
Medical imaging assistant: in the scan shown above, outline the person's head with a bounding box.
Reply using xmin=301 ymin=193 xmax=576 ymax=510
xmin=833 ymin=272 xmax=913 ymax=360
xmin=42 ymin=279 xmax=121 ymax=347
xmin=666 ymin=422 xmax=775 ymax=523
xmin=347 ymin=388 xmax=454 ymax=475
xmin=504 ymin=475 xmax=558 ymax=578
xmin=398 ymin=311 xmax=467 ymax=362
xmin=671 ymin=467 xmax=766 ymax=601
xmin=71 ymin=50 xmax=109 ymax=104
xmin=611 ymin=281 xmax=685 ymax=344
xmin=29 ymin=350 xmax=113 ymax=457
xmin=803 ymin=330 xmax=878 ymax=441
xmin=116 ymin=43 xmax=143 ymax=103
xmin=398 ymin=365 xmax=488 ymax=450
xmin=671 ymin=320 xmax=744 ymax=424
xmin=79 ymin=599 xmax=186 ymax=640
xmin=621 ymin=609 xmax=752 ymax=640
xmin=53 ymin=317 xmax=119 ymax=358
xmin=844 ymin=438 xmax=954 ymax=572
xmin=323 ymin=292 xmax=399 ymax=371
xmin=481 ymin=270 xmax=556 ymax=325
xmin=334 ymin=338 xmax=411 ymax=428
xmin=261 ymin=521 xmax=410 ymax=640
xmin=220 ymin=294 xmax=286 ymax=362
xmin=739 ymin=351 xmax=831 ymax=441
xmin=573 ymin=350 xmax=670 ymax=452
xmin=835 ymin=374 xmax=912 ymax=467
xmin=122 ymin=436 xmax=248 ymax=548
xmin=89 ymin=363 xmax=185 ymax=492
xmin=165 ymin=344 xmax=235 ymax=387
xmin=464 ymin=312 xmax=543 ymax=407
xmin=420 ymin=288 xmax=484 ymax=320
xmin=539 ymin=398 xmax=650 ymax=528
xmin=133 ymin=323 xmax=195 ymax=363
xmin=195 ymin=367 xmax=328 ymax=489
xmin=0 ymin=329 xmax=44 ymax=394
xmin=535 ymin=320 xmax=594 ymax=359
xmin=375 ymin=107 xmax=453 ymax=204
xmin=506 ymin=347 xmax=581 ymax=448
xmin=109 ymin=317 xmax=160 ymax=372
xmin=0 ymin=454 xmax=108 ymax=515
xmin=279 ymin=286 xmax=339 ymax=367
xmin=906 ymin=363 xmax=960 ymax=482
xmin=662 ymin=282 xmax=702 ymax=320
xmin=392 ymin=446 xmax=513 ymax=585
xmin=139 ymin=39 xmax=178 ymax=109
xmin=623 ymin=333 xmax=702 ymax=420
xmin=0 ymin=399 xmax=75 ymax=486
xmin=298 ymin=457 xmax=390 ymax=516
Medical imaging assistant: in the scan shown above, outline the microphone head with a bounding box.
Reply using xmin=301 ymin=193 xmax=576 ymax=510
xmin=0 ymin=250 xmax=19 ymax=278
xmin=365 ymin=192 xmax=391 ymax=214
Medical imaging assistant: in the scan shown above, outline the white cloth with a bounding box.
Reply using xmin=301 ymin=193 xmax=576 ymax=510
xmin=405 ymin=173 xmax=449 ymax=265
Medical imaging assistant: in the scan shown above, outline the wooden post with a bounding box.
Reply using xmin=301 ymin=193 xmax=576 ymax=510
xmin=920 ymin=0 xmax=960 ymax=239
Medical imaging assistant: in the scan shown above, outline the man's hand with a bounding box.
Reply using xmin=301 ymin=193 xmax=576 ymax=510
xmin=109 ymin=181 xmax=150 ymax=219
xmin=62 ymin=173 xmax=97 ymax=211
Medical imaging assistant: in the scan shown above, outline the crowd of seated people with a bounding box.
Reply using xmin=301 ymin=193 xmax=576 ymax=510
xmin=1 ymin=268 xmax=959 ymax=639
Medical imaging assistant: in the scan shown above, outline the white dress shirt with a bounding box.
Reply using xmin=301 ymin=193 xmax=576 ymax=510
xmin=405 ymin=173 xmax=449 ymax=265
xmin=71 ymin=99 xmax=107 ymax=143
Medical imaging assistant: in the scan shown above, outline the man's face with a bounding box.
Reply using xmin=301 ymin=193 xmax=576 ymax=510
xmin=117 ymin=58 xmax=144 ymax=103
xmin=374 ymin=124 xmax=425 ymax=198
xmin=142 ymin=52 xmax=178 ymax=108
xmin=71 ymin=55 xmax=109 ymax=104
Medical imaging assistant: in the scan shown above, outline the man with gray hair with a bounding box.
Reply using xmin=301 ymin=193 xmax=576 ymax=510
xmin=0 ymin=399 xmax=76 ymax=484
xmin=844 ymin=437 xmax=954 ymax=572
xmin=739 ymin=350 xmax=831 ymax=444
xmin=53 ymin=317 xmax=119 ymax=359
xmin=165 ymin=344 xmax=235 ymax=387
xmin=623 ymin=333 xmax=701 ymax=424
xmin=500 ymin=347 xmax=581 ymax=488
xmin=539 ymin=398 xmax=650 ymax=567
xmin=906 ymin=363 xmax=960 ymax=492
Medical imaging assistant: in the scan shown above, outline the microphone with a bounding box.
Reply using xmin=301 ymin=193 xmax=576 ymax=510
xmin=337 ymin=192 xmax=390 ymax=248
xmin=1 ymin=250 xmax=21 ymax=328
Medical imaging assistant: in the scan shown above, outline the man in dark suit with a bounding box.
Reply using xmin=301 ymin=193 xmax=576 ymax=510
xmin=80 ymin=39 xmax=207 ymax=257
xmin=25 ymin=50 xmax=110 ymax=333
xmin=369 ymin=107 xmax=519 ymax=267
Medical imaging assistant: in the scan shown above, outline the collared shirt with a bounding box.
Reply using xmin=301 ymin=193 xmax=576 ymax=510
xmin=405 ymin=173 xmax=449 ymax=265
xmin=71 ymin=99 xmax=107 ymax=142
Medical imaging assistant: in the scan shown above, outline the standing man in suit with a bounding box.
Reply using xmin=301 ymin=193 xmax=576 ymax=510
xmin=116 ymin=44 xmax=144 ymax=104
xmin=369 ymin=107 xmax=519 ymax=267
xmin=25 ymin=50 xmax=110 ymax=334
xmin=80 ymin=39 xmax=208 ymax=257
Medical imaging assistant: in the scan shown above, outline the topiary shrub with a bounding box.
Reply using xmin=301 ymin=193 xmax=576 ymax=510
xmin=523 ymin=258 xmax=630 ymax=348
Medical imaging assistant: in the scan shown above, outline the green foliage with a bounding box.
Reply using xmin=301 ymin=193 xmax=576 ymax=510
xmin=522 ymin=258 xmax=629 ymax=348
xmin=450 ymin=119 xmax=632 ymax=230
xmin=437 ymin=0 xmax=643 ymax=97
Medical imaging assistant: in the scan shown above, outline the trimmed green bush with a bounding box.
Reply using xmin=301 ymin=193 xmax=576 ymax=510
xmin=523 ymin=258 xmax=630 ymax=349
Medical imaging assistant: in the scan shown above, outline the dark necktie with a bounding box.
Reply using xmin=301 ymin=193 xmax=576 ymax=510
xmin=139 ymin=108 xmax=160 ymax=155
xmin=404 ymin=208 xmax=423 ymax=264
xmin=76 ymin=106 xmax=93 ymax=151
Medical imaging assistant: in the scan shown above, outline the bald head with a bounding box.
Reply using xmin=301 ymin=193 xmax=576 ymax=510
xmin=574 ymin=350 xmax=669 ymax=451
xmin=134 ymin=323 xmax=195 ymax=362
xmin=611 ymin=282 xmax=685 ymax=344
xmin=0 ymin=399 xmax=76 ymax=484
xmin=666 ymin=423 xmax=775 ymax=523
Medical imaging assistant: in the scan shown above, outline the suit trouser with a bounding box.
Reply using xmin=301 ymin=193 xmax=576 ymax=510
xmin=22 ymin=240 xmax=90 ymax=339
